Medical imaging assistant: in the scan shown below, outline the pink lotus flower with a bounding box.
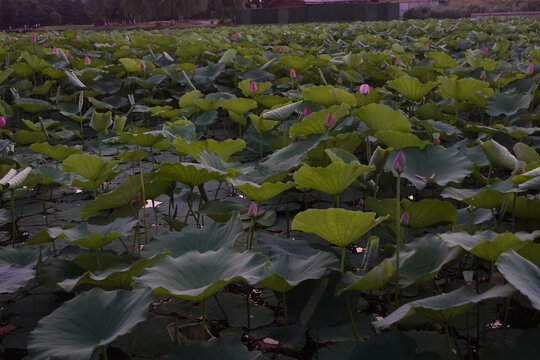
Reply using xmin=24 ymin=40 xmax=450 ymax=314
xmin=125 ymin=35 xmax=129 ymax=40
xmin=304 ymin=107 xmax=311 ymax=115
xmin=359 ymin=84 xmax=370 ymax=95
xmin=499 ymin=71 xmax=505 ymax=78
xmin=393 ymin=150 xmax=406 ymax=175
xmin=0 ymin=116 xmax=6 ymax=127
xmin=250 ymin=80 xmax=257 ymax=92
xmin=395 ymin=57 xmax=401 ymax=66
xmin=248 ymin=202 xmax=258 ymax=217
xmin=52 ymin=46 xmax=58 ymax=55
xmin=232 ymin=32 xmax=238 ymax=41
xmin=324 ymin=112 xmax=334 ymax=128
xmin=337 ymin=76 xmax=342 ymax=84
xmin=482 ymin=47 xmax=488 ymax=58
xmin=140 ymin=62 xmax=146 ymax=71
xmin=112 ymin=43 xmax=117 ymax=46
xmin=67 ymin=52 xmax=72 ymax=59
xmin=526 ymin=63 xmax=535 ymax=75
xmin=410 ymin=53 xmax=416 ymax=60
xmin=278 ymin=45 xmax=283 ymax=52
xmin=74 ymin=36 xmax=79 ymax=42
xmin=400 ymin=211 xmax=409 ymax=225
xmin=84 ymin=55 xmax=91 ymax=65
xmin=296 ymin=74 xmax=302 ymax=82
xmin=168 ymin=31 xmax=172 ymax=35
xmin=424 ymin=43 xmax=430 ymax=51
xmin=289 ymin=68 xmax=296 ymax=78
xmin=30 ymin=34 xmax=37 ymax=43
xmin=13 ymin=37 xmax=19 ymax=42
xmin=286 ymin=90 xmax=291 ymax=97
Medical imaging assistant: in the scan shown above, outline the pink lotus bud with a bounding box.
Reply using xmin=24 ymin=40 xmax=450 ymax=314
xmin=52 ymin=46 xmax=58 ymax=55
xmin=324 ymin=112 xmax=334 ymax=128
xmin=526 ymin=63 xmax=535 ymax=75
xmin=84 ymin=55 xmax=91 ymax=65
xmin=250 ymin=80 xmax=257 ymax=92
xmin=424 ymin=43 xmax=430 ymax=51
xmin=359 ymin=83 xmax=370 ymax=95
xmin=433 ymin=138 xmax=440 ymax=145
xmin=393 ymin=150 xmax=406 ymax=175
xmin=410 ymin=53 xmax=416 ymax=60
xmin=286 ymin=90 xmax=291 ymax=97
xmin=232 ymin=32 xmax=238 ymax=41
xmin=0 ymin=116 xmax=6 ymax=127
xmin=278 ymin=45 xmax=283 ymax=52
xmin=13 ymin=37 xmax=18 ymax=42
xmin=395 ymin=57 xmax=401 ymax=66
xmin=112 ymin=43 xmax=117 ymax=46
xmin=499 ymin=71 xmax=505 ymax=78
xmin=528 ymin=55 xmax=534 ymax=62
xmin=248 ymin=202 xmax=258 ymax=217
xmin=304 ymin=107 xmax=311 ymax=115
xmin=125 ymin=35 xmax=129 ymax=40
xmin=74 ymin=36 xmax=79 ymax=42
xmin=30 ymin=34 xmax=36 ymax=43
xmin=67 ymin=52 xmax=72 ymax=59
xmin=296 ymin=74 xmax=302 ymax=82
xmin=482 ymin=47 xmax=488 ymax=58
xmin=289 ymin=68 xmax=296 ymax=78
xmin=337 ymin=76 xmax=342 ymax=84
xmin=168 ymin=31 xmax=171 ymax=35
xmin=400 ymin=211 xmax=409 ymax=225
xmin=480 ymin=71 xmax=486 ymax=80
xmin=140 ymin=62 xmax=146 ymax=71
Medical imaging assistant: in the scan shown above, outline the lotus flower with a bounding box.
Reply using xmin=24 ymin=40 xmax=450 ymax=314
xmin=125 ymin=35 xmax=129 ymax=40
xmin=248 ymin=202 xmax=258 ymax=217
xmin=67 ymin=52 xmax=72 ymax=59
xmin=140 ymin=62 xmax=146 ymax=71
xmin=324 ymin=112 xmax=334 ymax=128
xmin=424 ymin=43 xmax=430 ymax=51
xmin=74 ymin=36 xmax=79 ymax=42
xmin=84 ymin=55 xmax=91 ymax=65
xmin=13 ymin=37 xmax=18 ymax=42
xmin=359 ymin=84 xmax=370 ymax=95
xmin=30 ymin=34 xmax=37 ymax=43
xmin=337 ymin=76 xmax=342 ymax=84
xmin=526 ymin=63 xmax=535 ymax=75
xmin=112 ymin=43 xmax=117 ymax=46
xmin=52 ymin=46 xmax=58 ymax=55
xmin=250 ymin=80 xmax=257 ymax=92
xmin=482 ymin=46 xmax=488 ymax=58
xmin=0 ymin=116 xmax=6 ymax=127
xmin=393 ymin=150 xmax=406 ymax=175
xmin=278 ymin=45 xmax=283 ymax=52
xmin=289 ymin=68 xmax=296 ymax=78
xmin=400 ymin=211 xmax=409 ymax=225
xmin=232 ymin=32 xmax=238 ymax=41
xmin=304 ymin=107 xmax=311 ymax=115
xmin=432 ymin=132 xmax=440 ymax=145
xmin=395 ymin=57 xmax=401 ymax=66
xmin=296 ymin=74 xmax=302 ymax=82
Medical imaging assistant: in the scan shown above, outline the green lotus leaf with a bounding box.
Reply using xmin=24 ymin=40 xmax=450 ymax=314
xmin=494 ymin=125 xmax=540 ymax=139
xmin=373 ymin=285 xmax=514 ymax=328
xmin=509 ymin=196 xmax=540 ymax=220
xmin=355 ymin=86 xmax=384 ymax=106
xmin=15 ymin=98 xmax=52 ymax=113
xmin=402 ymin=199 xmax=457 ymax=228
xmin=302 ymin=85 xmax=356 ymax=107
xmin=179 ymin=89 xmax=203 ymax=107
xmin=10 ymin=130 xmax=48 ymax=145
xmin=193 ymin=62 xmax=225 ymax=83
xmin=291 ymin=208 xmax=388 ymax=247
xmin=255 ymin=94 xmax=289 ymax=109
xmin=238 ymin=79 xmax=272 ymax=97
xmin=218 ymin=48 xmax=238 ymax=65
xmin=136 ymin=248 xmax=268 ymax=301
xmin=62 ymin=154 xmax=120 ymax=189
xmin=231 ymin=179 xmax=295 ymax=202
xmin=249 ymin=113 xmax=279 ymax=133
xmin=437 ymin=76 xmax=490 ymax=102
xmin=0 ymin=246 xmax=38 ymax=267
xmin=289 ymin=103 xmax=350 ymax=137
xmin=387 ymin=75 xmax=438 ymax=101
xmin=374 ymin=130 xmax=430 ymax=150
xmin=88 ymin=97 xmax=114 ymax=110
xmin=27 ymin=288 xmax=152 ymax=360
xmin=325 ymin=148 xmax=360 ymax=164
xmin=197 ymin=151 xmax=252 ymax=177
xmin=119 ymin=130 xmax=172 ymax=149
xmin=227 ymin=109 xmax=247 ymax=126
xmin=440 ymin=231 xmax=526 ymax=262
xmin=497 ymin=250 xmax=540 ymax=310
xmin=280 ymin=55 xmax=311 ymax=72
xmin=427 ymin=51 xmax=459 ymax=68
xmin=262 ymin=101 xmax=303 ymax=121
xmin=161 ymin=334 xmax=262 ymax=360
xmin=173 ymin=138 xmax=246 ymax=160
xmin=515 ymin=241 xmax=540 ymax=267
xmin=258 ymin=252 xmax=338 ymax=293
xmin=130 ymin=74 xmax=167 ymax=89
xmin=119 ymin=58 xmax=144 ymax=72
xmin=200 ymin=201 xmax=247 ymax=222
xmin=336 ymin=260 xmax=396 ymax=294
xmin=118 ymin=150 xmax=147 ymax=162
xmin=22 ymin=51 xmax=50 ymax=71
xmin=294 ymin=162 xmax=374 ymax=195
xmin=80 ymin=175 xmax=141 ymax=219
xmin=57 ymin=252 xmax=168 ymax=292
xmin=221 ymin=98 xmax=258 ymax=115
xmin=9 ymin=62 xmax=33 ymax=78
xmin=0 ymin=265 xmax=35 ymax=293
xmin=157 ymin=162 xmax=229 ymax=187
xmin=385 ymin=146 xmax=473 ymax=190
xmin=441 ymin=187 xmax=511 ymax=209
xmin=49 ymin=217 xmax=138 ymax=250
xmin=477 ymin=139 xmax=518 ymax=170
xmin=29 ymin=142 xmax=82 ymax=161
xmin=58 ymin=249 xmax=132 ymax=272
xmin=486 ymin=93 xmax=532 ymax=117
xmin=0 ymin=69 xmax=14 ymax=84
xmin=90 ymin=110 xmax=112 ymax=132
xmin=142 ymin=216 xmax=243 ymax=257
xmin=514 ymin=142 xmax=540 ymax=163
xmin=354 ymin=104 xmax=411 ymax=132
xmin=29 ymin=80 xmax=56 ymax=96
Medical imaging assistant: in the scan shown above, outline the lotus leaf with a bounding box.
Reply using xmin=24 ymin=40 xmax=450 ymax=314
xmin=374 ymin=130 xmax=430 ymax=150
xmin=440 ymin=231 xmax=526 ymax=262
xmin=262 ymin=101 xmax=303 ymax=121
xmin=325 ymin=148 xmax=360 ymax=164
xmin=119 ymin=58 xmax=145 ymax=72
xmin=437 ymin=76 xmax=490 ymax=102
xmin=513 ymin=142 xmax=540 ymax=163
xmin=197 ymin=151 xmax=252 ymax=177
xmin=289 ymin=104 xmax=350 ymax=137
xmin=486 ymin=93 xmax=532 ymax=117
xmin=0 ymin=265 xmax=36 ymax=293
xmin=179 ymin=89 xmax=203 ymax=107
xmin=238 ymin=79 xmax=272 ymax=97
xmin=336 ymin=260 xmax=396 ymax=293
xmin=173 ymin=138 xmax=245 ymax=160
xmin=62 ymin=153 xmax=120 ymax=190
xmin=478 ymin=139 xmax=517 ymax=170
xmin=29 ymin=142 xmax=83 ymax=161
xmin=221 ymin=98 xmax=258 ymax=115
xmin=354 ymin=103 xmax=411 ymax=132
xmin=294 ymin=162 xmax=374 ymax=195
xmin=157 ymin=162 xmax=229 ymax=186
xmin=249 ymin=113 xmax=279 ymax=133
xmin=496 ymin=250 xmax=540 ymax=310
xmin=387 ymin=75 xmax=438 ymax=101
xmin=119 ymin=130 xmax=172 ymax=150
xmin=161 ymin=334 xmax=263 ymax=360
xmin=302 ymin=85 xmax=356 ymax=107
xmin=291 ymin=208 xmax=388 ymax=247
xmin=231 ymin=179 xmax=295 ymax=202
xmin=27 ymin=287 xmax=152 ymax=360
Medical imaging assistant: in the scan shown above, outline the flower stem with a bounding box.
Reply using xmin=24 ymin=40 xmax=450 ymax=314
xmin=395 ymin=174 xmax=402 ymax=305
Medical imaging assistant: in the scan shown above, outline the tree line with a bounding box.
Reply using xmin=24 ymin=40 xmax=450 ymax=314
xmin=0 ymin=0 xmax=248 ymax=29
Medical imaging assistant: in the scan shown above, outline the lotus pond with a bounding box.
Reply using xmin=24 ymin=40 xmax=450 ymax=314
xmin=0 ymin=16 xmax=539 ymax=360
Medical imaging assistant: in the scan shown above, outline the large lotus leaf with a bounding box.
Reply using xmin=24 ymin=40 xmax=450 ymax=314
xmin=385 ymin=146 xmax=473 ymax=190
xmin=119 ymin=58 xmax=144 ymax=72
xmin=486 ymin=93 xmax=533 ymax=117
xmin=161 ymin=335 xmax=262 ymax=360
xmin=90 ymin=110 xmax=113 ymax=132
xmin=437 ymin=76 xmax=490 ymax=102
xmin=62 ymin=154 xmax=120 ymax=188
xmin=141 ymin=216 xmax=243 ymax=257
xmin=193 ymin=62 xmax=225 ymax=83
xmin=23 ymin=51 xmax=50 ymax=71
xmin=221 ymin=98 xmax=258 ymax=115
xmin=157 ymin=162 xmax=229 ymax=186
xmin=29 ymin=142 xmax=82 ymax=161
xmin=58 ymin=249 xmax=132 ymax=272
xmin=119 ymin=131 xmax=171 ymax=149
xmin=497 ymin=250 xmax=540 ymax=310
xmin=255 ymin=94 xmax=288 ymax=109
xmin=441 ymin=187 xmax=511 ymax=209
xmin=509 ymin=196 xmax=540 ymax=220
xmin=280 ymin=55 xmax=312 ymax=72
xmin=57 ymin=252 xmax=168 ymax=292
xmin=173 ymin=138 xmax=246 ymax=160
xmin=374 ymin=130 xmax=430 ymax=150
xmin=262 ymin=101 xmax=303 ymax=121
xmin=15 ymin=98 xmax=52 ymax=113
xmin=0 ymin=246 xmax=38 ymax=267
xmin=402 ymin=199 xmax=457 ymax=228
xmin=258 ymin=252 xmax=338 ymax=293
xmin=336 ymin=260 xmax=396 ymax=294
xmin=478 ymin=139 xmax=517 ymax=170
xmin=27 ymin=287 xmax=152 ymax=360
xmin=427 ymin=51 xmax=459 ymax=69
xmin=131 ymin=74 xmax=167 ymax=89
xmin=238 ymin=79 xmax=272 ymax=97
xmin=179 ymin=89 xmax=203 ymax=107
xmin=397 ymin=234 xmax=463 ymax=287
xmin=10 ymin=130 xmax=48 ymax=145
xmin=294 ymin=162 xmax=374 ymax=196
xmin=197 ymin=151 xmax=252 ymax=177
xmin=354 ymin=104 xmax=411 ymax=132
xmin=49 ymin=217 xmax=138 ymax=250
xmin=0 ymin=69 xmax=14 ymax=84
xmin=387 ymin=75 xmax=438 ymax=101
xmin=440 ymin=231 xmax=526 ymax=262
xmin=291 ymin=209 xmax=388 ymax=247
xmin=302 ymin=85 xmax=356 ymax=107
xmin=0 ymin=265 xmax=35 ymax=293
xmin=136 ymin=248 xmax=268 ymax=300
xmin=249 ymin=113 xmax=279 ymax=133
xmin=514 ymin=142 xmax=540 ymax=163
xmin=231 ymin=180 xmax=295 ymax=202
xmin=374 ymin=285 xmax=515 ymax=328
xmin=289 ymin=103 xmax=351 ymax=137
xmin=81 ymin=175 xmax=141 ymax=219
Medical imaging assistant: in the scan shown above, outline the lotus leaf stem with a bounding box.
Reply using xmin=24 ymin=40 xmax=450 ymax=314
xmin=139 ymin=160 xmax=148 ymax=244
xmin=246 ymin=292 xmax=251 ymax=332
xmin=444 ymin=323 xmax=454 ymax=360
xmin=214 ymin=295 xmax=229 ymax=324
xmin=201 ymin=299 xmax=207 ymax=339
xmin=395 ymin=173 xmax=402 ymax=305
xmin=10 ymin=188 xmax=16 ymax=248
xmin=102 ymin=345 xmax=108 ymax=360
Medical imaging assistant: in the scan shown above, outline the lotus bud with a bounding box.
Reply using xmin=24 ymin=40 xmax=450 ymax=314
xmin=30 ymin=33 xmax=36 ymax=43
xmin=0 ymin=116 xmax=6 ymax=127
xmin=514 ymin=161 xmax=526 ymax=175
xmin=278 ymin=45 xmax=283 ymax=52
xmin=232 ymin=32 xmax=238 ymax=41
xmin=369 ymin=146 xmax=391 ymax=173
xmin=400 ymin=211 xmax=409 ymax=226
xmin=304 ymin=107 xmax=311 ymax=115
xmin=13 ymin=37 xmax=18 ymax=41
xmin=424 ymin=43 xmax=430 ymax=51
xmin=296 ymin=74 xmax=302 ymax=82
xmin=168 ymin=31 xmax=172 ymax=35
xmin=359 ymin=83 xmax=370 ymax=95
xmin=289 ymin=68 xmax=296 ymax=78
xmin=410 ymin=53 xmax=416 ymax=60
xmin=528 ymin=55 xmax=534 ymax=62
xmin=250 ymin=80 xmax=257 ymax=92
xmin=248 ymin=202 xmax=258 ymax=217
xmin=52 ymin=46 xmax=58 ymax=55
xmin=432 ymin=133 xmax=440 ymax=145
xmin=67 ymin=52 xmax=72 ymax=59
xmin=480 ymin=71 xmax=486 ymax=80
xmin=84 ymin=55 xmax=91 ymax=65
xmin=499 ymin=71 xmax=505 ymax=78
xmin=324 ymin=112 xmax=335 ymax=128
xmin=337 ymin=76 xmax=342 ymax=84
xmin=395 ymin=57 xmax=401 ymax=66
xmin=526 ymin=63 xmax=534 ymax=75
xmin=393 ymin=150 xmax=406 ymax=175
xmin=74 ymin=36 xmax=79 ymax=42
xmin=125 ymin=35 xmax=129 ymax=41
xmin=140 ymin=62 xmax=146 ymax=71
xmin=482 ymin=46 xmax=488 ymax=58
xmin=286 ymin=90 xmax=291 ymax=97
xmin=112 ymin=43 xmax=117 ymax=46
